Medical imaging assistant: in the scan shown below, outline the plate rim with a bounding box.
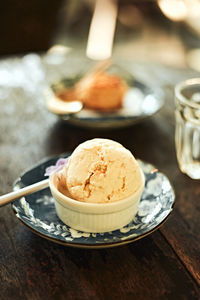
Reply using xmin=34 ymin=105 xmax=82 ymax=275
xmin=12 ymin=206 xmax=174 ymax=249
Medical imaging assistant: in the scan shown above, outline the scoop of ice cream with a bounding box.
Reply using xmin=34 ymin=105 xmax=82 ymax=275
xmin=64 ymin=138 xmax=144 ymax=203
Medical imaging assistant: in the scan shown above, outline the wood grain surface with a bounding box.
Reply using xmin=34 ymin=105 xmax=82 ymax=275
xmin=0 ymin=57 xmax=200 ymax=300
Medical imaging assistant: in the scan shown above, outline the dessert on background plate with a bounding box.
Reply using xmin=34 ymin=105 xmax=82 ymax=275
xmin=49 ymin=138 xmax=145 ymax=233
xmin=50 ymin=60 xmax=128 ymax=112
xmin=75 ymin=71 xmax=128 ymax=111
xmin=45 ymin=62 xmax=164 ymax=129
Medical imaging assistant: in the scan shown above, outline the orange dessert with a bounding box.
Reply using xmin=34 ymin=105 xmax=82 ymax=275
xmin=76 ymin=72 xmax=128 ymax=111
xmin=55 ymin=71 xmax=128 ymax=112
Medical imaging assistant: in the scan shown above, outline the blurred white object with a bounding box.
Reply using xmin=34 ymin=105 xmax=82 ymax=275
xmin=158 ymin=0 xmax=187 ymax=21
xmin=86 ymin=0 xmax=118 ymax=60
xmin=158 ymin=0 xmax=200 ymax=34
xmin=45 ymin=45 xmax=72 ymax=65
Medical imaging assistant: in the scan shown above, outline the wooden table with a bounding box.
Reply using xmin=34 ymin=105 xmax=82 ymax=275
xmin=0 ymin=54 xmax=199 ymax=299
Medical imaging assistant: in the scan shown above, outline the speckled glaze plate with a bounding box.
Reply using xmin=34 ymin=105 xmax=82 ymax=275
xmin=46 ymin=65 xmax=164 ymax=129
xmin=12 ymin=154 xmax=175 ymax=248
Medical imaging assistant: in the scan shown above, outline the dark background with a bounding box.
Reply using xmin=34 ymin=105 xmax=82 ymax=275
xmin=0 ymin=1 xmax=181 ymax=56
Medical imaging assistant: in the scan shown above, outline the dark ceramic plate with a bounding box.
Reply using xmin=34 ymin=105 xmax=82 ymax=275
xmin=12 ymin=154 xmax=175 ymax=249
xmin=45 ymin=64 xmax=164 ymax=129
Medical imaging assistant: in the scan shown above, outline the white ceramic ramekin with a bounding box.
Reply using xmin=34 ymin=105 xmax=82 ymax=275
xmin=49 ymin=170 xmax=145 ymax=233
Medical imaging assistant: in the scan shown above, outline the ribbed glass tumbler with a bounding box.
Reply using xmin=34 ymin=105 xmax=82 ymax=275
xmin=175 ymin=78 xmax=200 ymax=179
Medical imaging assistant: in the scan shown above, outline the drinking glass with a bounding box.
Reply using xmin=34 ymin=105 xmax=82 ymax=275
xmin=175 ymin=78 xmax=200 ymax=179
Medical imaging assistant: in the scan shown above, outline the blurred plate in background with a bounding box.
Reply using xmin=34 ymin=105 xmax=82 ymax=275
xmin=45 ymin=69 xmax=164 ymax=129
